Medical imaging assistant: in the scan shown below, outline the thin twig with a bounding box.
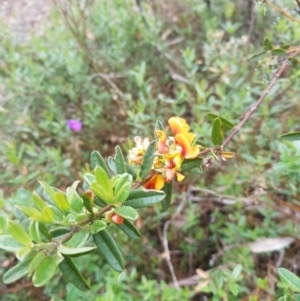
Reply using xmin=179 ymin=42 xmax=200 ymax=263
xmin=197 ymin=52 xmax=299 ymax=156
xmin=264 ymin=0 xmax=300 ymax=24
xmin=247 ymin=0 xmax=256 ymax=43
xmin=221 ymin=57 xmax=291 ymax=148
xmin=89 ymin=73 xmax=125 ymax=99
xmin=296 ymin=0 xmax=300 ymax=14
xmin=60 ymin=205 xmax=113 ymax=244
xmin=162 ymin=220 xmax=179 ymax=290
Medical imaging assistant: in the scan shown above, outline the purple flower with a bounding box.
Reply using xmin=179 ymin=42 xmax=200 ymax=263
xmin=67 ymin=119 xmax=82 ymax=132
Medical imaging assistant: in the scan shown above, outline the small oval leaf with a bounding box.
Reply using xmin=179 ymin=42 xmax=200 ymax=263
xmin=90 ymin=150 xmax=111 ymax=178
xmin=58 ymin=245 xmax=96 ymax=256
xmin=42 ymin=206 xmax=54 ymax=223
xmin=113 ymin=173 xmax=133 ymax=203
xmin=115 ymin=146 xmax=127 ymax=174
xmin=8 ymin=221 xmax=32 ymax=246
xmin=115 ymin=206 xmax=139 ymax=221
xmin=32 ymin=257 xmax=57 ymax=287
xmin=115 ymin=219 xmax=141 ymax=240
xmin=280 ymin=132 xmax=300 ymax=141
xmin=278 ymin=268 xmax=300 ymax=293
xmin=93 ymin=229 xmax=124 ymax=272
xmin=90 ymin=220 xmax=107 ymax=234
xmin=207 ymin=113 xmax=234 ymax=130
xmin=161 ymin=181 xmax=173 ymax=211
xmin=3 ymin=253 xmax=35 ymax=284
xmin=59 ymin=256 xmax=90 ymax=291
xmin=124 ymin=189 xmax=165 ymax=208
xmin=29 ymin=252 xmax=46 ymax=274
xmin=211 ymin=117 xmax=223 ymax=146
xmin=0 ymin=235 xmax=24 ymax=252
xmin=139 ymin=140 xmax=156 ymax=179
xmin=67 ymin=230 xmax=90 ymax=248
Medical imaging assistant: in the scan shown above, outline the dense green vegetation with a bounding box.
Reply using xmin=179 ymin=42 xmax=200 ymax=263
xmin=0 ymin=0 xmax=300 ymax=300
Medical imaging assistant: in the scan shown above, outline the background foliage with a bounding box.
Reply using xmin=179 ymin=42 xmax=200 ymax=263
xmin=0 ymin=0 xmax=300 ymax=300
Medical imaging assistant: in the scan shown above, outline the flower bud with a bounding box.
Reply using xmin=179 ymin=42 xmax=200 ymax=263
xmin=111 ymin=214 xmax=124 ymax=225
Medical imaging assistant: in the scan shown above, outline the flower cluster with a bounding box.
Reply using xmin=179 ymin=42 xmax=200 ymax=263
xmin=129 ymin=117 xmax=200 ymax=190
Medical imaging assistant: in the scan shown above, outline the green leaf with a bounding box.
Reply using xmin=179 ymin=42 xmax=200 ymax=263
xmin=29 ymin=252 xmax=46 ymax=274
xmin=58 ymin=245 xmax=96 ymax=256
xmin=53 ymin=191 xmax=70 ymax=211
xmin=161 ymin=181 xmax=172 ymax=211
xmin=83 ymin=173 xmax=96 ymax=185
xmin=59 ymin=256 xmax=90 ymax=291
xmin=3 ymin=253 xmax=35 ymax=284
xmin=115 ymin=146 xmax=127 ymax=174
xmin=125 ymin=163 xmax=137 ymax=181
xmin=32 ymin=192 xmax=46 ymax=211
xmin=232 ymin=264 xmax=243 ymax=279
xmin=115 ymin=219 xmax=141 ymax=240
xmin=67 ymin=230 xmax=90 ymax=248
xmin=66 ymin=181 xmax=83 ymax=213
xmin=42 ymin=206 xmax=54 ymax=223
xmin=280 ymin=132 xmax=300 ymax=141
xmin=14 ymin=207 xmax=30 ymax=229
xmin=139 ymin=140 xmax=156 ymax=179
xmin=50 ymin=227 xmax=70 ymax=238
xmin=211 ymin=117 xmax=223 ymax=146
xmin=8 ymin=221 xmax=32 ymax=246
xmin=0 ymin=235 xmax=24 ymax=252
xmin=229 ymin=282 xmax=239 ymax=297
xmin=90 ymin=182 xmax=114 ymax=205
xmin=207 ymin=113 xmax=234 ymax=130
xmin=271 ymin=48 xmax=286 ymax=56
xmin=94 ymin=166 xmax=110 ymax=188
xmin=113 ymin=173 xmax=133 ymax=203
xmin=293 ymin=294 xmax=300 ymax=301
xmin=250 ymin=51 xmax=267 ymax=61
xmin=16 ymin=205 xmax=43 ymax=222
xmin=124 ymin=189 xmax=165 ymax=208
xmin=108 ymin=157 xmax=117 ymax=174
xmin=39 ymin=181 xmax=56 ymax=203
xmin=289 ymin=58 xmax=299 ymax=68
xmin=180 ymin=158 xmax=203 ymax=172
xmin=94 ymin=166 xmax=113 ymax=201
xmin=94 ymin=196 xmax=106 ymax=207
xmin=115 ymin=206 xmax=139 ymax=221
xmin=263 ymin=37 xmax=272 ymax=51
xmin=155 ymin=120 xmax=165 ymax=132
xmin=93 ymin=229 xmax=124 ymax=272
xmin=0 ymin=217 xmax=7 ymax=234
xmin=90 ymin=220 xmax=107 ymax=234
xmin=29 ymin=221 xmax=41 ymax=243
xmin=278 ymin=268 xmax=300 ymax=293
xmin=40 ymin=181 xmax=70 ymax=212
xmin=90 ymin=150 xmax=111 ymax=178
xmin=49 ymin=205 xmax=64 ymax=221
xmin=81 ymin=191 xmax=95 ymax=216
xmin=38 ymin=223 xmax=52 ymax=240
xmin=280 ymin=44 xmax=290 ymax=50
xmin=32 ymin=257 xmax=57 ymax=287
xmin=17 ymin=246 xmax=32 ymax=260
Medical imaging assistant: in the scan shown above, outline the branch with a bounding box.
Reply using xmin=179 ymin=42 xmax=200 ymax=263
xmin=197 ymin=51 xmax=299 ymax=157
xmin=221 ymin=57 xmax=290 ymax=148
xmin=60 ymin=205 xmax=113 ymax=244
xmin=296 ymin=0 xmax=300 ymax=14
xmin=264 ymin=0 xmax=300 ymax=24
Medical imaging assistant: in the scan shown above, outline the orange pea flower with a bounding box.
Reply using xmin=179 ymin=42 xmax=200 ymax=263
xmin=164 ymin=153 xmax=185 ymax=182
xmin=168 ymin=117 xmax=199 ymax=159
xmin=144 ymin=174 xmax=165 ymax=190
xmin=175 ymin=133 xmax=199 ymax=159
